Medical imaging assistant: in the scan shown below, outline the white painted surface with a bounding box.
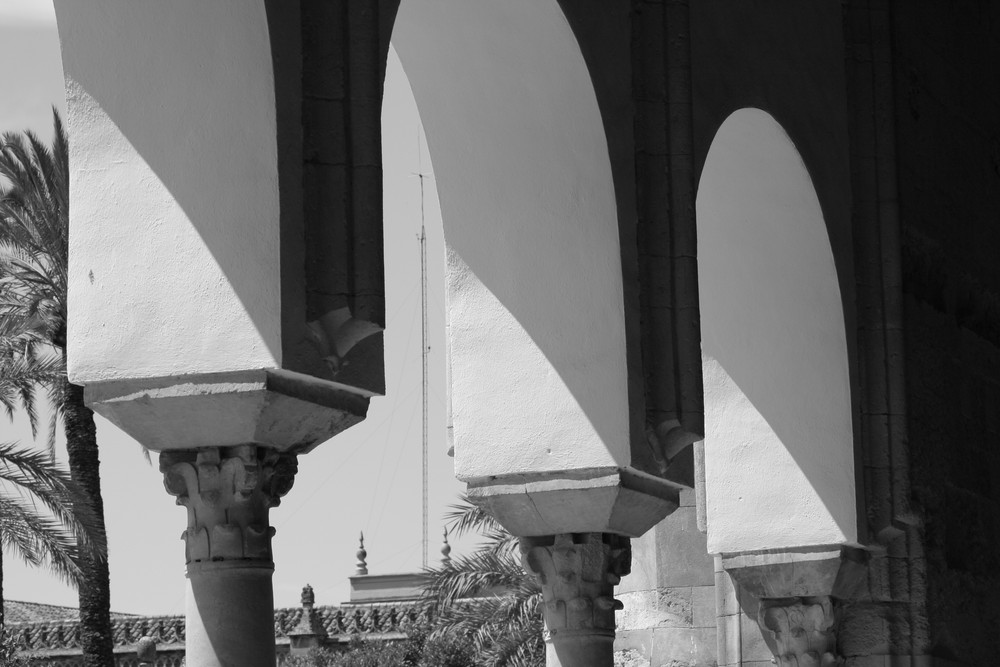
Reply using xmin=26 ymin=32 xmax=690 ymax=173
xmin=698 ymin=109 xmax=856 ymax=553
xmin=0 ymin=0 xmax=55 ymax=26
xmin=392 ymin=0 xmax=630 ymax=478
xmin=55 ymin=1 xmax=281 ymax=383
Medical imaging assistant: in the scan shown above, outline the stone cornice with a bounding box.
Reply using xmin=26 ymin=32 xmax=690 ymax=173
xmin=84 ymin=369 xmax=372 ymax=454
xmin=468 ymin=467 xmax=682 ymax=537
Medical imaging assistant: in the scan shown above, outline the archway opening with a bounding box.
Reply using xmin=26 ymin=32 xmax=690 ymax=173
xmin=390 ymin=0 xmax=632 ymax=497
xmin=697 ymin=108 xmax=857 ymax=553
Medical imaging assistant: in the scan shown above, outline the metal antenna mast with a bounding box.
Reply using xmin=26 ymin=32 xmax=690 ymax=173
xmin=417 ymin=130 xmax=429 ymax=570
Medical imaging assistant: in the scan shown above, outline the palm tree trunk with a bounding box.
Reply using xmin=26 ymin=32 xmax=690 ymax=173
xmin=1 ymin=549 xmax=5 ymax=631
xmin=62 ymin=379 xmax=114 ymax=667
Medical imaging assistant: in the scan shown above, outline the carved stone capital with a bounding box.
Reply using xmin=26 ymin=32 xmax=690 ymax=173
xmin=719 ymin=547 xmax=866 ymax=667
xmin=758 ymin=596 xmax=841 ymax=667
xmin=520 ymin=533 xmax=630 ymax=645
xmin=160 ymin=445 xmax=298 ymax=564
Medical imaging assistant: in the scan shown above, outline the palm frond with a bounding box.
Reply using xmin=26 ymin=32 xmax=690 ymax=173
xmin=0 ymin=441 xmax=105 ymax=557
xmin=424 ymin=549 xmax=534 ymax=605
xmin=0 ymin=494 xmax=84 ymax=587
xmin=0 ymin=111 xmax=69 ymax=357
xmin=482 ymin=617 xmax=546 ymax=667
xmin=0 ymin=112 xmax=71 ymax=458
xmin=444 ymin=494 xmax=507 ymax=538
xmin=423 ymin=495 xmax=545 ymax=667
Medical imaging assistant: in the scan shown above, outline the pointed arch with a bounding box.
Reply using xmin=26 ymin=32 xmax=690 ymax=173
xmin=698 ymin=108 xmax=857 ymax=552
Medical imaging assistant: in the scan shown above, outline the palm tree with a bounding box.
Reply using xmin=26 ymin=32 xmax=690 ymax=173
xmin=422 ymin=496 xmax=545 ymax=667
xmin=0 ymin=440 xmax=100 ymax=630
xmin=0 ymin=326 xmax=63 ymax=448
xmin=0 ymin=345 xmax=100 ymax=633
xmin=0 ymin=110 xmax=114 ymax=666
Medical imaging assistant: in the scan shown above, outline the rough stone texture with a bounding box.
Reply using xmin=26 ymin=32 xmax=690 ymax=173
xmin=890 ymin=1 xmax=1000 ymax=664
xmin=616 ymin=491 xmax=717 ymax=666
xmin=613 ymin=649 xmax=650 ymax=667
xmin=903 ymin=298 xmax=1000 ymax=664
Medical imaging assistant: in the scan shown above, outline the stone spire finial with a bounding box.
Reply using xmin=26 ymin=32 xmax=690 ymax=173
xmin=289 ymin=583 xmax=327 ymax=651
xmin=441 ymin=527 xmax=452 ymax=566
xmin=301 ymin=583 xmax=316 ymax=608
xmin=356 ymin=532 xmax=368 ymax=575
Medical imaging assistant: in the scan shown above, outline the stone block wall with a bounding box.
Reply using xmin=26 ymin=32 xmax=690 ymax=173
xmin=891 ymin=1 xmax=1000 ymax=664
xmin=615 ymin=490 xmax=717 ymax=666
xmin=712 ymin=559 xmax=771 ymax=667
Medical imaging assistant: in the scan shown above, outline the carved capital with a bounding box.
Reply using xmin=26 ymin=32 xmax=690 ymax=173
xmin=160 ymin=445 xmax=298 ymax=564
xmin=758 ymin=596 xmax=841 ymax=667
xmin=520 ymin=533 xmax=630 ymax=643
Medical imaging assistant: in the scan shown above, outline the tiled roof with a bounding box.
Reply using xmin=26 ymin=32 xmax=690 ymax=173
xmin=274 ymin=601 xmax=430 ymax=638
xmin=10 ymin=601 xmax=429 ymax=653
xmin=4 ymin=601 xmax=79 ymax=625
xmin=4 ymin=600 xmax=136 ymax=625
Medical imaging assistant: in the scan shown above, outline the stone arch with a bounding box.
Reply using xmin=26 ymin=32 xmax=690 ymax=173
xmin=53 ymin=0 xmax=282 ymax=382
xmin=390 ymin=0 xmax=635 ymax=511
xmin=52 ymin=0 xmax=667 ymax=536
xmin=697 ymin=108 xmax=857 ymax=553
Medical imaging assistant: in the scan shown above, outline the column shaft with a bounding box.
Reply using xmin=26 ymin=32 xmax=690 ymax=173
xmin=185 ymin=563 xmax=276 ymax=667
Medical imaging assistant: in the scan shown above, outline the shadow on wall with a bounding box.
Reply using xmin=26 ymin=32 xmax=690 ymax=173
xmin=391 ymin=0 xmax=632 ymax=477
xmin=697 ymin=108 xmax=857 ymax=553
xmin=56 ymin=0 xmax=632 ymax=478
xmin=54 ymin=0 xmax=284 ymax=380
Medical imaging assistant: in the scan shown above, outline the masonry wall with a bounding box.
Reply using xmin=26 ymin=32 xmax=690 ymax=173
xmin=892 ymin=1 xmax=1000 ymax=663
xmin=615 ymin=490 xmax=717 ymax=666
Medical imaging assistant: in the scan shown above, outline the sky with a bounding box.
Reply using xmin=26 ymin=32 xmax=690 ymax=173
xmin=0 ymin=1 xmax=470 ymax=615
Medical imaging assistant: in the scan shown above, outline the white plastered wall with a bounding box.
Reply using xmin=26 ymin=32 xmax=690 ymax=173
xmin=391 ymin=0 xmax=631 ymax=479
xmin=54 ymin=0 xmax=281 ymax=383
xmin=698 ymin=109 xmax=857 ymax=553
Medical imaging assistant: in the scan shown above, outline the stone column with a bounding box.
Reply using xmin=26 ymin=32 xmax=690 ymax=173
xmin=520 ymin=533 xmax=631 ymax=667
xmin=160 ymin=445 xmax=298 ymax=667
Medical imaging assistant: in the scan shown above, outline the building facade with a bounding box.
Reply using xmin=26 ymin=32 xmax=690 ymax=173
xmin=49 ymin=1 xmax=1000 ymax=666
